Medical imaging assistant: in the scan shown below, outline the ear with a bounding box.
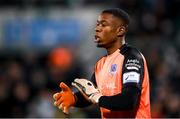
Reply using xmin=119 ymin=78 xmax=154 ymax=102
xmin=117 ymin=26 xmax=126 ymax=37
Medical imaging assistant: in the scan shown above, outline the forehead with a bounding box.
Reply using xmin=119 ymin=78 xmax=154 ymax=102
xmin=97 ymin=13 xmax=122 ymax=24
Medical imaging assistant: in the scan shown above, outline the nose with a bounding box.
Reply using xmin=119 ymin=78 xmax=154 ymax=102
xmin=95 ymin=26 xmax=101 ymax=32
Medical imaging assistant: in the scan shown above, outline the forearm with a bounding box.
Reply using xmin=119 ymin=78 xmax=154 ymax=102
xmin=98 ymin=86 xmax=140 ymax=110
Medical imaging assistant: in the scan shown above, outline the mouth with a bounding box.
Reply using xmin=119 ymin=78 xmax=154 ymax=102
xmin=94 ymin=35 xmax=100 ymax=43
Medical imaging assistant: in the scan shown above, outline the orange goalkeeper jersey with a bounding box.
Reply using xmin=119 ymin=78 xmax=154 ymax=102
xmin=95 ymin=44 xmax=151 ymax=118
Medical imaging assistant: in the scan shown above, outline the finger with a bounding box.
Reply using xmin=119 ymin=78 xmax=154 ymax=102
xmin=55 ymin=98 xmax=63 ymax=106
xmin=54 ymin=101 xmax=57 ymax=106
xmin=63 ymin=106 xmax=69 ymax=114
xmin=74 ymin=78 xmax=86 ymax=84
xmin=60 ymin=104 xmax=69 ymax=114
xmin=58 ymin=103 xmax=66 ymax=114
xmin=54 ymin=100 xmax=61 ymax=106
xmin=59 ymin=82 xmax=71 ymax=92
xmin=73 ymin=79 xmax=89 ymax=88
xmin=58 ymin=103 xmax=63 ymax=110
xmin=58 ymin=103 xmax=65 ymax=113
xmin=74 ymin=78 xmax=81 ymax=84
xmin=53 ymin=93 xmax=58 ymax=100
xmin=72 ymin=82 xmax=86 ymax=94
xmin=71 ymin=82 xmax=82 ymax=92
xmin=55 ymin=92 xmax=63 ymax=100
xmin=53 ymin=92 xmax=62 ymax=100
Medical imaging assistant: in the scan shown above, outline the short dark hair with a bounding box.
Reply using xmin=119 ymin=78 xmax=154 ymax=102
xmin=102 ymin=8 xmax=130 ymax=26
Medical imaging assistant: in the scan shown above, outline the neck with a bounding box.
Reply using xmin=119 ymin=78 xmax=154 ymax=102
xmin=106 ymin=37 xmax=125 ymax=55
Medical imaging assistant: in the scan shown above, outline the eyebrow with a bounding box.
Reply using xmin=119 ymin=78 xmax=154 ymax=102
xmin=97 ymin=20 xmax=107 ymax=24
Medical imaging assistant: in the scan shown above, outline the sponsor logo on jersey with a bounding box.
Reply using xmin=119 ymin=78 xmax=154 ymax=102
xmin=127 ymin=59 xmax=139 ymax=64
xmin=127 ymin=66 xmax=139 ymax=71
xmin=109 ymin=64 xmax=117 ymax=75
xmin=123 ymin=72 xmax=140 ymax=84
xmin=125 ymin=59 xmax=141 ymax=69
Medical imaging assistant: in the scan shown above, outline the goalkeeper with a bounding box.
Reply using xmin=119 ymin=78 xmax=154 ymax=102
xmin=53 ymin=8 xmax=151 ymax=118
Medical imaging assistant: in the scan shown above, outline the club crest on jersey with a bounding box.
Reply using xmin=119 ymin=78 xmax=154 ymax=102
xmin=109 ymin=64 xmax=117 ymax=75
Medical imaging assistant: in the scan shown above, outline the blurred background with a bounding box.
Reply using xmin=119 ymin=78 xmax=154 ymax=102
xmin=0 ymin=0 xmax=179 ymax=118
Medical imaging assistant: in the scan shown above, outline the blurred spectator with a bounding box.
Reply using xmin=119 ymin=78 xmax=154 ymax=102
xmin=46 ymin=47 xmax=87 ymax=90
xmin=27 ymin=90 xmax=55 ymax=117
xmin=163 ymin=93 xmax=180 ymax=117
xmin=10 ymin=81 xmax=30 ymax=117
xmin=0 ymin=76 xmax=11 ymax=117
xmin=48 ymin=47 xmax=73 ymax=74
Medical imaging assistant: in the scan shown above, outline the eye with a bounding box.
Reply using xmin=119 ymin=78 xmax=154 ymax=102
xmin=101 ymin=23 xmax=106 ymax=27
xmin=87 ymin=82 xmax=92 ymax=86
xmin=96 ymin=22 xmax=100 ymax=26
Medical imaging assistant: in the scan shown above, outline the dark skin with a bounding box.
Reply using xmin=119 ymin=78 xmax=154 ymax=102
xmin=95 ymin=13 xmax=127 ymax=55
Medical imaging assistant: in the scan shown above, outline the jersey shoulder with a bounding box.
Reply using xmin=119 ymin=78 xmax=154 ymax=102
xmin=94 ymin=55 xmax=106 ymax=68
xmin=119 ymin=43 xmax=144 ymax=60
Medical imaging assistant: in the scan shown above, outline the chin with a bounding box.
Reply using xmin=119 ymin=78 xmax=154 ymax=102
xmin=96 ymin=42 xmax=102 ymax=47
xmin=96 ymin=43 xmax=105 ymax=48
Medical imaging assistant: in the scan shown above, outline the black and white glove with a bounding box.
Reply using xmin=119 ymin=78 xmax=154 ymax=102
xmin=72 ymin=78 xmax=102 ymax=104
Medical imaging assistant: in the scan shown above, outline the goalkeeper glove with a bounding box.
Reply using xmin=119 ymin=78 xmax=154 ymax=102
xmin=53 ymin=82 xmax=76 ymax=114
xmin=72 ymin=78 xmax=102 ymax=104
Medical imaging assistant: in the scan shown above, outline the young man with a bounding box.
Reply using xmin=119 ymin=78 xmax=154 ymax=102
xmin=53 ymin=8 xmax=151 ymax=118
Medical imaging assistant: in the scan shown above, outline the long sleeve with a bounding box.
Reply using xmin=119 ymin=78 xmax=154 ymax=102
xmin=99 ymin=84 xmax=140 ymax=110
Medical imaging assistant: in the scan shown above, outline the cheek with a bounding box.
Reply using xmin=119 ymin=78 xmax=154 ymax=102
xmin=102 ymin=29 xmax=111 ymax=36
xmin=102 ymin=30 xmax=116 ymax=39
